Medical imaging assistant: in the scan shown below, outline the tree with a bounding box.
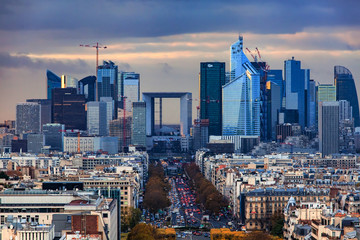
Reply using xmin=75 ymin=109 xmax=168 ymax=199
xmin=0 ymin=172 xmax=9 ymax=180
xmin=127 ymin=223 xmax=156 ymax=240
xmin=121 ymin=207 xmax=142 ymax=232
xmin=270 ymin=211 xmax=284 ymax=237
xmin=243 ymin=231 xmax=273 ymax=240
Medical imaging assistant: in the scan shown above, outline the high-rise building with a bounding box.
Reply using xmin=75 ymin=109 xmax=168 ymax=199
xmin=200 ymin=62 xmax=225 ymax=136
xmin=121 ymin=72 xmax=140 ymax=112
xmin=284 ymin=57 xmax=310 ymax=129
xmin=230 ymin=36 xmax=247 ymax=81
xmin=334 ymin=66 xmax=360 ymax=127
xmin=78 ymin=76 xmax=96 ymax=102
xmin=43 ymin=123 xmax=65 ymax=151
xmin=132 ymin=102 xmax=146 ymax=146
xmin=26 ymin=99 xmax=51 ymax=131
xmin=307 ymin=79 xmax=316 ymax=129
xmin=16 ymin=103 xmax=41 ymax=135
xmin=46 ymin=70 xmax=61 ymax=100
xmin=27 ymin=133 xmax=44 ymax=153
xmin=97 ymin=61 xmax=118 ymax=101
xmin=51 ymin=88 xmax=86 ymax=130
xmin=222 ymin=61 xmax=260 ymax=136
xmin=87 ymin=101 xmax=107 ymax=136
xmin=61 ymin=75 xmax=78 ymax=89
xmin=100 ymin=97 xmax=114 ymax=135
xmin=109 ymin=109 xmax=132 ymax=151
xmin=317 ymin=84 xmax=336 ymax=102
xmin=339 ymin=100 xmax=353 ymax=121
xmin=193 ymin=119 xmax=209 ymax=150
xmin=266 ymin=81 xmax=282 ymax=140
xmin=319 ymin=101 xmax=339 ymax=156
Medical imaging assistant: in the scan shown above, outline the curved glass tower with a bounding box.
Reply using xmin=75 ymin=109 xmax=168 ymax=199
xmin=46 ymin=70 xmax=61 ymax=99
xmin=334 ymin=66 xmax=360 ymax=127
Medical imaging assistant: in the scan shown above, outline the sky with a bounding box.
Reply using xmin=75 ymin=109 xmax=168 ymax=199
xmin=1 ymin=0 xmax=360 ymax=124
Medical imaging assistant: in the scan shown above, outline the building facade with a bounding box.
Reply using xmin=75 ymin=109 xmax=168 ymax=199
xmin=16 ymin=102 xmax=41 ymax=135
xmin=200 ymin=62 xmax=225 ymax=136
xmin=43 ymin=123 xmax=65 ymax=151
xmin=46 ymin=70 xmax=61 ymax=100
xmin=334 ymin=66 xmax=360 ymax=127
xmin=87 ymin=101 xmax=107 ymax=136
xmin=319 ymin=101 xmax=339 ymax=156
xmin=132 ymin=102 xmax=146 ymax=146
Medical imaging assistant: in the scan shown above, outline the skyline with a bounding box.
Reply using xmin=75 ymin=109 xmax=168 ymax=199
xmin=1 ymin=0 xmax=360 ymax=123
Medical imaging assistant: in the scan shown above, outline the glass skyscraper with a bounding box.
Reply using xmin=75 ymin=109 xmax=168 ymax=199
xmin=132 ymin=101 xmax=146 ymax=146
xmin=284 ymin=57 xmax=310 ymax=129
xmin=223 ymin=61 xmax=260 ymax=136
xmin=97 ymin=61 xmax=118 ymax=101
xmin=334 ymin=66 xmax=360 ymax=127
xmin=79 ymin=75 xmax=96 ymax=102
xmin=46 ymin=70 xmax=61 ymax=100
xmin=87 ymin=101 xmax=107 ymax=136
xmin=200 ymin=62 xmax=225 ymax=136
xmin=122 ymin=72 xmax=140 ymax=112
xmin=230 ymin=36 xmax=247 ymax=81
xmin=222 ymin=37 xmax=260 ymax=136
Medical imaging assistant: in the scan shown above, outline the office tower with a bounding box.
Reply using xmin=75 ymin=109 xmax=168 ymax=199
xmin=11 ymin=139 xmax=27 ymax=152
xmin=109 ymin=109 xmax=132 ymax=151
xmin=266 ymin=81 xmax=281 ymax=140
xmin=27 ymin=133 xmax=45 ymax=153
xmin=132 ymin=102 xmax=146 ymax=146
xmin=276 ymin=123 xmax=293 ymax=142
xmin=16 ymin=103 xmax=41 ymax=135
xmin=78 ymin=76 xmax=96 ymax=102
xmin=230 ymin=36 xmax=247 ymax=81
xmin=26 ymin=99 xmax=51 ymax=131
xmin=94 ymin=136 xmax=119 ymax=154
xmin=223 ymin=60 xmax=260 ymax=136
xmin=317 ymin=84 xmax=336 ymax=102
xmin=319 ymin=101 xmax=339 ymax=156
xmin=268 ymin=69 xmax=284 ymax=105
xmin=61 ymin=75 xmax=78 ymax=89
xmin=100 ymin=97 xmax=114 ymax=135
xmin=97 ymin=61 xmax=118 ymax=101
xmin=87 ymin=101 xmax=107 ymax=136
xmin=284 ymin=57 xmax=310 ymax=128
xmin=193 ymin=119 xmax=209 ymax=150
xmin=339 ymin=100 xmax=353 ymax=121
xmin=334 ymin=66 xmax=360 ymax=127
xmin=251 ymin=61 xmax=269 ymax=140
xmin=117 ymin=71 xmax=124 ymax=109
xmin=339 ymin=100 xmax=354 ymax=153
xmin=307 ymin=79 xmax=316 ymax=128
xmin=43 ymin=123 xmax=65 ymax=151
xmin=52 ymin=88 xmax=86 ymax=130
xmin=46 ymin=70 xmax=61 ymax=99
xmin=200 ymin=62 xmax=225 ymax=136
xmin=121 ymin=72 xmax=140 ymax=112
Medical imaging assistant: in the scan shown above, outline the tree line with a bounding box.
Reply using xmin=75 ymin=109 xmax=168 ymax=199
xmin=143 ymin=163 xmax=171 ymax=213
xmin=127 ymin=223 xmax=175 ymax=240
xmin=185 ymin=163 xmax=228 ymax=214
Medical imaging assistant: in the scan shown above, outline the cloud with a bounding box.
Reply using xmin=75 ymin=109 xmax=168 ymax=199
xmin=0 ymin=52 xmax=91 ymax=75
xmin=118 ymin=62 xmax=132 ymax=71
xmin=158 ymin=63 xmax=173 ymax=74
xmin=0 ymin=0 xmax=359 ymax=39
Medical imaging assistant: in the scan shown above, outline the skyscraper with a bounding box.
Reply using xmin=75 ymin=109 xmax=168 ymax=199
xmin=317 ymin=84 xmax=336 ymax=102
xmin=46 ymin=70 xmax=61 ymax=99
xmin=132 ymin=101 xmax=146 ymax=146
xmin=16 ymin=102 xmax=41 ymax=135
xmin=26 ymin=99 xmax=51 ymax=131
xmin=43 ymin=123 xmax=65 ymax=151
xmin=200 ymin=62 xmax=225 ymax=136
xmin=339 ymin=100 xmax=353 ymax=122
xmin=266 ymin=81 xmax=281 ymax=140
xmin=230 ymin=36 xmax=247 ymax=81
xmin=284 ymin=57 xmax=310 ymax=129
xmin=319 ymin=101 xmax=339 ymax=156
xmin=122 ymin=72 xmax=140 ymax=112
xmin=97 ymin=61 xmax=118 ymax=101
xmin=223 ymin=61 xmax=260 ymax=136
xmin=87 ymin=101 xmax=107 ymax=136
xmin=78 ymin=76 xmax=96 ymax=102
xmin=52 ymin=88 xmax=86 ymax=130
xmin=61 ymin=75 xmax=78 ymax=89
xmin=307 ymin=79 xmax=316 ymax=129
xmin=334 ymin=66 xmax=360 ymax=127
xmin=100 ymin=97 xmax=114 ymax=135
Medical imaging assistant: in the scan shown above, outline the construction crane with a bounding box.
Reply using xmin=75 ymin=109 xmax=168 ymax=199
xmin=59 ymin=129 xmax=83 ymax=153
xmin=79 ymin=42 xmax=107 ymax=101
xmin=246 ymin=48 xmax=257 ymax=62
